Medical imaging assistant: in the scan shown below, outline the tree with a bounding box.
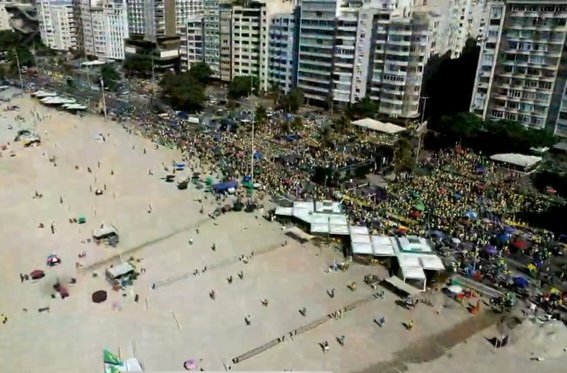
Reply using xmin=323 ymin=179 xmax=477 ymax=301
xmin=123 ymin=55 xmax=153 ymax=77
xmin=332 ymin=115 xmax=350 ymax=133
xmin=228 ymin=76 xmax=257 ymax=99
xmin=346 ymin=97 xmax=378 ymax=119
xmin=160 ymin=71 xmax=205 ymax=111
xmin=0 ymin=30 xmax=20 ymax=51
xmin=291 ymin=116 xmax=303 ymax=132
xmin=188 ymin=62 xmax=213 ymax=85
xmin=100 ymin=64 xmax=120 ymax=91
xmin=269 ymin=83 xmax=282 ymax=106
xmin=278 ymin=87 xmax=304 ymax=113
xmin=393 ymin=135 xmax=416 ymax=178
xmin=255 ymin=104 xmax=267 ymax=127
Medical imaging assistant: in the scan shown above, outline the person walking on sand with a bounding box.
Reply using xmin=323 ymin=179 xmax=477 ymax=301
xmin=50 ymin=222 xmax=55 ymax=234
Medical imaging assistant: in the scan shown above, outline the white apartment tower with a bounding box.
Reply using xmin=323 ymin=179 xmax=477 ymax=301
xmin=230 ymin=1 xmax=269 ymax=91
xmin=268 ymin=11 xmax=299 ymax=93
xmin=469 ymin=0 xmax=567 ymax=136
xmin=37 ymin=0 xmax=78 ymax=51
xmin=180 ymin=15 xmax=204 ymax=71
xmin=79 ymin=0 xmax=129 ymax=60
xmin=297 ymin=0 xmax=430 ymax=118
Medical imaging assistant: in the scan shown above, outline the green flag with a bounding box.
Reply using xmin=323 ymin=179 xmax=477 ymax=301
xmin=103 ymin=349 xmax=123 ymax=365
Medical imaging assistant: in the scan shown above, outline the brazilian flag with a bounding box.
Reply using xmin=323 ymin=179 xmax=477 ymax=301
xmin=103 ymin=349 xmax=123 ymax=365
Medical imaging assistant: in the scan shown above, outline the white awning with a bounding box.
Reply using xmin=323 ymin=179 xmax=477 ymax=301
xmin=419 ymin=255 xmax=445 ymax=271
xmin=352 ymin=242 xmax=373 ymax=255
xmin=385 ymin=276 xmax=421 ymax=296
xmin=352 ymin=118 xmax=406 ymax=134
xmin=400 ymin=265 xmax=426 ymax=281
xmin=490 ymin=153 xmax=541 ymax=168
xmin=371 ymin=236 xmax=396 ymax=256
xmin=275 ymin=207 xmax=293 ymax=216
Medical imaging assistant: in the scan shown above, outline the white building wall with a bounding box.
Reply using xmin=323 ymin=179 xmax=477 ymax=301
xmin=180 ymin=15 xmax=204 ymax=72
xmin=80 ymin=0 xmax=129 ymax=60
xmin=0 ymin=0 xmax=13 ymax=31
xmin=37 ymin=0 xmax=78 ymax=51
xmin=470 ymin=1 xmax=567 ymax=133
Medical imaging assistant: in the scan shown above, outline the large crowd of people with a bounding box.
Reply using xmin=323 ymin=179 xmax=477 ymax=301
xmin=115 ymin=102 xmax=566 ymax=318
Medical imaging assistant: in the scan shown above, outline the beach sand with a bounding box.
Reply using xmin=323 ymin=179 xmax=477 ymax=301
xmin=0 ymin=90 xmax=522 ymax=373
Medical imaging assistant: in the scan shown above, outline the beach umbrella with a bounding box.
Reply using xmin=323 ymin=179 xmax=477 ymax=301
xmin=496 ymin=232 xmax=512 ymax=243
xmin=512 ymin=276 xmax=529 ymax=289
xmin=511 ymin=239 xmax=528 ymax=250
xmin=476 ymin=165 xmax=487 ymax=173
xmin=183 ymin=359 xmax=198 ymax=370
xmin=92 ymin=290 xmax=107 ymax=303
xmin=46 ymin=254 xmax=61 ymax=267
xmin=414 ymin=203 xmax=425 ymax=212
xmin=465 ymin=210 xmax=478 ymax=220
xmin=30 ymin=269 xmax=45 ymax=280
xmin=447 ymin=285 xmax=464 ymax=294
xmin=454 ymin=192 xmax=463 ymax=200
xmin=484 ymin=245 xmax=498 ymax=255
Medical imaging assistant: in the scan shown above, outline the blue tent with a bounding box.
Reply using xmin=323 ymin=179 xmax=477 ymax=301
xmin=286 ymin=134 xmax=300 ymax=142
xmin=254 ymin=151 xmax=263 ymax=160
xmin=454 ymin=192 xmax=463 ymax=200
xmin=476 ymin=164 xmax=487 ymax=173
xmin=243 ymin=175 xmax=252 ymax=183
xmin=513 ymin=276 xmax=529 ymax=289
xmin=212 ymin=180 xmax=238 ymax=193
xmin=496 ymin=232 xmax=512 ymax=243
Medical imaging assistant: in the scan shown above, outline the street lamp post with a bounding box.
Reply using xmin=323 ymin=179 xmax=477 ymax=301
xmin=13 ymin=48 xmax=24 ymax=89
xmin=100 ymin=78 xmax=107 ymax=120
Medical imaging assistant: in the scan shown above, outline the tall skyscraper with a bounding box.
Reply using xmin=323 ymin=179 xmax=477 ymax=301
xmin=37 ymin=0 xmax=78 ymax=51
xmin=78 ymin=0 xmax=129 ymax=60
xmin=469 ymin=0 xmax=567 ymax=136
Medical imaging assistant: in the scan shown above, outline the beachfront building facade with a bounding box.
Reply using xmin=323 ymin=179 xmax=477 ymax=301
xmin=79 ymin=0 xmax=129 ymax=60
xmin=230 ymin=1 xmax=269 ymax=91
xmin=296 ymin=0 xmax=430 ymax=118
xmin=37 ymin=0 xmax=78 ymax=51
xmin=268 ymin=10 xmax=300 ymax=93
xmin=179 ymin=15 xmax=204 ymax=72
xmin=124 ymin=0 xmax=181 ymax=69
xmin=469 ymin=0 xmax=567 ymax=136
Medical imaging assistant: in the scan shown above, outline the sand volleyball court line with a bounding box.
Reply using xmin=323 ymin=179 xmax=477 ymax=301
xmin=79 ymin=216 xmax=211 ymax=272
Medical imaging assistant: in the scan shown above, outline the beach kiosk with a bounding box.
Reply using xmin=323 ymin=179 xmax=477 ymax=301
xmin=106 ymin=262 xmax=135 ymax=289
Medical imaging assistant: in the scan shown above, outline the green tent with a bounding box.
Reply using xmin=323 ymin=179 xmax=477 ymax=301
xmin=414 ymin=203 xmax=425 ymax=212
xmin=78 ymin=215 xmax=86 ymax=224
xmin=243 ymin=181 xmax=254 ymax=189
xmin=205 ymin=176 xmax=214 ymax=186
xmin=103 ymin=349 xmax=123 ymax=366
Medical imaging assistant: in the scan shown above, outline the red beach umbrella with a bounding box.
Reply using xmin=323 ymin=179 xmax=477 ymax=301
xmin=30 ymin=270 xmax=45 ymax=280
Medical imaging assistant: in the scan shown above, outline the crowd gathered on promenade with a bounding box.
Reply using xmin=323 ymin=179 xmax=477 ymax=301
xmin=111 ymin=102 xmax=567 ymax=317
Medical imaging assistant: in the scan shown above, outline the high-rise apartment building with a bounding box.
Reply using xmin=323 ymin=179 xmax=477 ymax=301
xmin=268 ymin=10 xmax=300 ymax=93
xmin=79 ymin=0 xmax=129 ymax=60
xmin=180 ymin=15 xmax=204 ymax=71
xmin=297 ymin=0 xmax=338 ymax=103
xmin=469 ymin=0 xmax=567 ymax=136
xmin=230 ymin=1 xmax=269 ymax=90
xmin=296 ymin=0 xmax=430 ymax=118
xmin=175 ymin=0 xmax=203 ymax=34
xmin=37 ymin=0 xmax=78 ymax=51
xmin=203 ymin=0 xmax=221 ymax=76
xmin=124 ymin=0 xmax=181 ymax=69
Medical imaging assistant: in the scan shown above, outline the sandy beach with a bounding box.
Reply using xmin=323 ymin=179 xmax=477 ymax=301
xmin=1 ymin=89 xmax=563 ymax=373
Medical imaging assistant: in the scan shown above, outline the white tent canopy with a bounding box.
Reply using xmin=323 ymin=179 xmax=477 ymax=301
xmin=352 ymin=118 xmax=406 ymax=135
xmin=490 ymin=153 xmax=541 ymax=169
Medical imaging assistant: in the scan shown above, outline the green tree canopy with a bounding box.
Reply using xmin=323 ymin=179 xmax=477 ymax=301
xmin=432 ymin=112 xmax=557 ymax=154
xmin=393 ymin=135 xmax=416 ymax=177
xmin=188 ymin=62 xmax=213 ymax=85
xmin=160 ymin=71 xmax=205 ymax=112
xmin=345 ymin=97 xmax=378 ymax=119
xmin=0 ymin=30 xmax=20 ymax=51
xmin=228 ymin=76 xmax=257 ymax=99
xmin=100 ymin=64 xmax=120 ymax=91
xmin=278 ymin=87 xmax=304 ymax=113
xmin=123 ymin=55 xmax=152 ymax=77
xmin=255 ymin=104 xmax=267 ymax=127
